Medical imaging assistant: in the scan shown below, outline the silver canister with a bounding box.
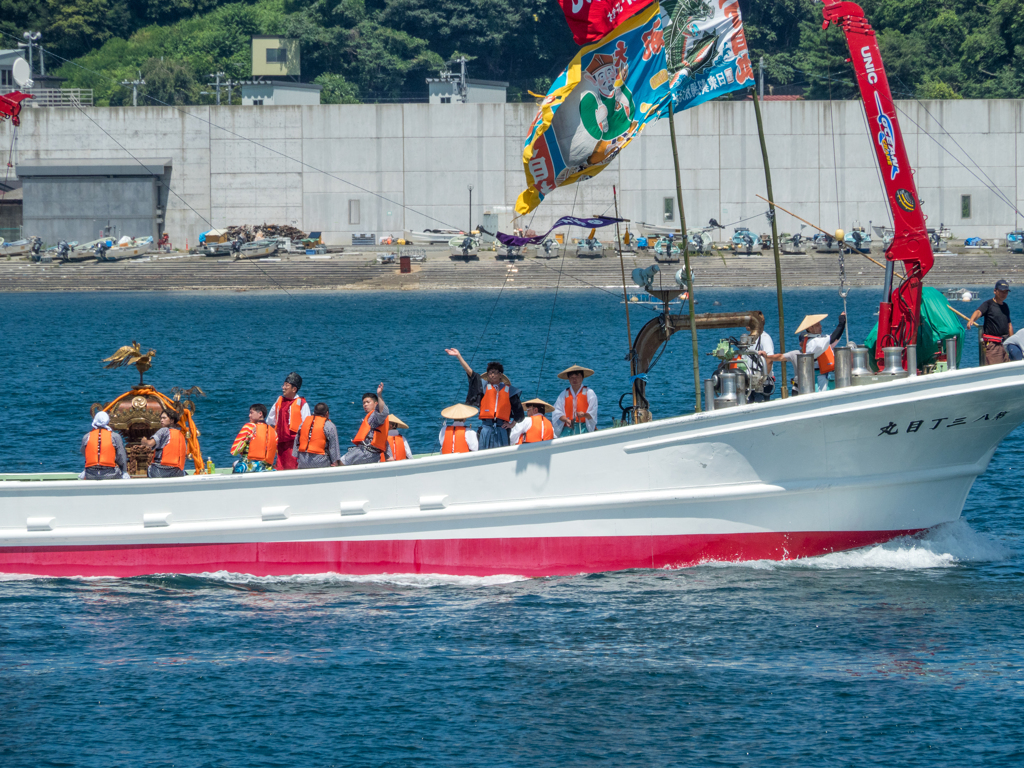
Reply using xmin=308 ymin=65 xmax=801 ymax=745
xmin=850 ymin=346 xmax=874 ymax=379
xmin=715 ymin=371 xmax=739 ymax=408
xmin=797 ymin=353 xmax=815 ymax=395
xmin=906 ymin=344 xmax=918 ymax=376
xmin=704 ymin=379 xmax=716 ymax=411
xmin=945 ymin=337 xmax=958 ymax=371
xmin=834 ymin=346 xmax=853 ymax=388
xmin=881 ymin=347 xmax=910 ymax=378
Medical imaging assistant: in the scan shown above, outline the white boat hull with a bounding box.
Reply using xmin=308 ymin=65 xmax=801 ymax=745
xmin=1 ymin=364 xmax=1021 ymax=577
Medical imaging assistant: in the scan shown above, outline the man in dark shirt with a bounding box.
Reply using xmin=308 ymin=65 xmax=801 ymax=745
xmin=968 ymin=279 xmax=1013 ymax=365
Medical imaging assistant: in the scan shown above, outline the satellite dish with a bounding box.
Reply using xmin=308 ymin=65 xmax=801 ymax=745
xmin=11 ymin=58 xmax=31 ymax=88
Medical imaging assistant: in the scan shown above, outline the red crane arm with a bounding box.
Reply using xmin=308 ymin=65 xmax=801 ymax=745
xmin=821 ymin=1 xmax=932 ymax=365
xmin=0 ymin=91 xmax=33 ymax=128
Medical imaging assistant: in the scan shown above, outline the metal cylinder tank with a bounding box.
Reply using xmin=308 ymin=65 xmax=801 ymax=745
xmin=834 ymin=346 xmax=853 ymax=388
xmin=797 ymin=353 xmax=815 ymax=395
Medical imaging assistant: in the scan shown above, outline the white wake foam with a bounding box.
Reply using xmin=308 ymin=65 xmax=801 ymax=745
xmin=705 ymin=519 xmax=1012 ymax=571
xmin=187 ymin=570 xmax=529 ymax=587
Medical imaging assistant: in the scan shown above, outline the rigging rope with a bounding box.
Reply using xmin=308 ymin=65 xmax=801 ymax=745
xmin=535 ymin=185 xmax=578 ymax=395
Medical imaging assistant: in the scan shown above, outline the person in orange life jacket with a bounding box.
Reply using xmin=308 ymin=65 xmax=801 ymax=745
xmin=444 ymin=348 xmax=524 ymax=449
xmin=438 ymin=403 xmax=480 ymax=453
xmin=140 ymin=408 xmax=188 ymax=478
xmin=341 ymin=382 xmax=390 ymax=466
xmin=761 ymin=313 xmax=846 ymax=393
xmin=230 ymin=403 xmax=277 ymax=473
xmin=80 ymin=410 xmax=129 ymax=480
xmin=968 ymin=280 xmax=1013 ymax=365
xmin=295 ymin=402 xmax=342 ymax=469
xmin=552 ymin=364 xmax=599 ymax=437
xmin=265 ymin=372 xmax=310 ymax=471
xmin=382 ymin=414 xmax=413 ymax=461
xmin=509 ymin=399 xmax=556 ymax=445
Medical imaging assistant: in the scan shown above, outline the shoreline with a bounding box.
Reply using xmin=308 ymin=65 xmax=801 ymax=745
xmin=1 ymin=247 xmax=1020 ymax=292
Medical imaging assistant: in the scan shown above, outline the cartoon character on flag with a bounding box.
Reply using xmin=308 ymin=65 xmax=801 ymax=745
xmin=518 ymin=0 xmax=753 ymax=215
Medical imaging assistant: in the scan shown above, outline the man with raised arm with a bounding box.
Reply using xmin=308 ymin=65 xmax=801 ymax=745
xmin=445 ymin=348 xmax=524 ymax=449
xmin=341 ymin=383 xmax=389 ymax=466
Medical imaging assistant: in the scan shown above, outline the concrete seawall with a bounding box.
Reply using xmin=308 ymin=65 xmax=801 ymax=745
xmin=4 ymin=99 xmax=1023 ymax=246
xmin=2 ymin=249 xmax=1020 ymax=293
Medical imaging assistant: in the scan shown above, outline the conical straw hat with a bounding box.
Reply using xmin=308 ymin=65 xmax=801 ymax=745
xmin=557 ymin=364 xmax=595 ymax=380
xmin=441 ymin=403 xmax=478 ymax=420
xmin=523 ymin=398 xmax=555 ymax=414
xmin=388 ymin=414 xmax=409 ymax=429
xmin=795 ymin=314 xmax=828 ymax=334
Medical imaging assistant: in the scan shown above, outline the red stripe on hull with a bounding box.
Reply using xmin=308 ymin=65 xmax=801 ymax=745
xmin=0 ymin=530 xmax=923 ymax=578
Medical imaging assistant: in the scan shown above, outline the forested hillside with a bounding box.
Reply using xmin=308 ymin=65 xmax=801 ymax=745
xmin=1 ymin=0 xmax=1022 ymax=105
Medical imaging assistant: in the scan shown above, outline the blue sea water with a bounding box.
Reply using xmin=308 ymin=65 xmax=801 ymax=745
xmin=1 ymin=287 xmax=1023 ymax=767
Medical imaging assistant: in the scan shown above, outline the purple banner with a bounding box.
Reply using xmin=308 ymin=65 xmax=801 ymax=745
xmin=496 ymin=216 xmax=624 ymax=247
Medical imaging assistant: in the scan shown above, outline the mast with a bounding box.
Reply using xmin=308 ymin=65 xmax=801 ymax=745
xmin=668 ymin=100 xmax=701 ymax=412
xmin=821 ymin=1 xmax=931 ymax=366
xmin=612 ymin=186 xmax=637 ymax=411
xmin=751 ymin=88 xmax=788 ymax=397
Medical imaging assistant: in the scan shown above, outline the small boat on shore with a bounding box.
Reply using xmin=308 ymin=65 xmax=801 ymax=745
xmin=0 ymin=237 xmax=39 ymax=258
xmin=845 ymin=226 xmax=872 ymax=253
xmin=1007 ymin=231 xmax=1024 ymax=254
xmin=575 ymin=238 xmax=604 ymax=258
xmin=405 ymin=229 xmax=463 ymax=244
xmin=234 ymin=240 xmax=279 ymax=260
xmin=97 ymin=237 xmax=155 ymax=262
xmin=449 ymin=235 xmax=479 ymax=260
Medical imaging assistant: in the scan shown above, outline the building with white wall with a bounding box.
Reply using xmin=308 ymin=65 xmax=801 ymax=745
xmin=3 ymin=100 xmax=1022 ymax=245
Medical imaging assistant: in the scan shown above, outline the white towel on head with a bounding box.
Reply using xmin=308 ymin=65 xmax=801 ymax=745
xmin=92 ymin=411 xmax=111 ymax=431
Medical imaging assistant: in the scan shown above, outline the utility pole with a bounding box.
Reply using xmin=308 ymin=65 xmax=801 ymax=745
xmin=467 ymin=184 xmax=474 ymax=233
xmin=21 ymin=31 xmax=42 ymax=78
xmin=120 ymin=73 xmax=145 ymax=107
xmin=208 ymin=72 xmax=241 ymax=105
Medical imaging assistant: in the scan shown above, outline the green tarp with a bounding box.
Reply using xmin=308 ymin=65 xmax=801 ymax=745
xmin=864 ymin=287 xmax=964 ymax=368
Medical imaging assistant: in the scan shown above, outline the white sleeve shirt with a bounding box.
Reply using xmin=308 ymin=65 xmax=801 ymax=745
xmin=552 ymin=386 xmax=599 ymax=437
xmin=509 ymin=418 xmax=530 ymax=445
xmin=437 ymin=422 xmax=479 ymax=452
xmin=266 ymin=398 xmax=311 ymax=427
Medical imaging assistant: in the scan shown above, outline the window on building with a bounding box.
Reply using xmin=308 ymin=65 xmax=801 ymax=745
xmin=349 ymin=200 xmax=360 ymax=226
xmin=266 ymin=48 xmax=287 ymax=64
xmin=961 ymin=194 xmax=972 ymax=219
xmin=663 ymin=197 xmax=674 ymax=222
xmin=1 ymin=69 xmax=11 ymax=87
xmin=252 ymin=99 xmax=264 ymax=106
xmin=440 ymin=96 xmax=451 ymax=104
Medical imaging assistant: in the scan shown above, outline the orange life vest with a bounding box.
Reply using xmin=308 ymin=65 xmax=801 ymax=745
xmin=353 ymin=412 xmax=388 ymax=452
xmin=441 ymin=425 xmax=470 ymax=454
xmin=479 ymin=384 xmax=511 ymax=421
xmin=274 ymin=396 xmax=306 ymax=433
xmin=298 ymin=415 xmax=328 ymax=455
xmin=381 ymin=434 xmax=408 ymax=462
xmin=247 ymin=422 xmax=277 ymax=464
xmin=84 ymin=428 xmax=117 ymax=468
xmin=160 ymin=428 xmax=187 ymax=470
xmin=802 ymin=336 xmax=836 ymax=374
xmin=562 ymin=387 xmax=589 ymax=423
xmin=518 ymin=414 xmax=554 ymax=444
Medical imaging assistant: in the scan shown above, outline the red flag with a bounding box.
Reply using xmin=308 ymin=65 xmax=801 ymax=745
xmin=559 ymin=0 xmax=657 ymax=45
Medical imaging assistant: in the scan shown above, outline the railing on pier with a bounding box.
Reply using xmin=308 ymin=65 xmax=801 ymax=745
xmin=0 ymin=87 xmax=94 ymax=107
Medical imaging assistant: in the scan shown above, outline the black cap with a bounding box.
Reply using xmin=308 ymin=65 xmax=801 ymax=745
xmin=995 ymin=279 xmax=1011 ymax=292
xmin=284 ymin=372 xmax=303 ymax=390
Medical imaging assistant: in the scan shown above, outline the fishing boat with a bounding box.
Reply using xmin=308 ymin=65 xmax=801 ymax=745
xmin=449 ymin=235 xmax=479 ymax=260
xmin=653 ymin=236 xmax=681 ymax=262
xmin=575 ymin=237 xmax=604 ymax=257
xmin=1007 ymin=231 xmax=1024 ymax=254
xmin=731 ymin=227 xmax=760 ymax=254
xmin=405 ymin=229 xmax=463 ymax=244
xmin=1 ymin=2 xmax=1021 ymax=580
xmin=234 ymin=239 xmax=279 ymax=260
xmin=96 ymin=237 xmax=155 ymax=262
xmin=942 ymin=288 xmax=977 ymax=303
xmin=845 ymin=226 xmax=872 ymax=253
xmin=0 ymin=237 xmax=39 ymax=257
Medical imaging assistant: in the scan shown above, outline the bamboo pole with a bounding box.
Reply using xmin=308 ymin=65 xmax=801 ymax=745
xmin=751 ymin=89 xmax=788 ymax=398
xmin=669 ymin=100 xmax=701 ymax=412
xmin=612 ymin=185 xmax=637 ymax=409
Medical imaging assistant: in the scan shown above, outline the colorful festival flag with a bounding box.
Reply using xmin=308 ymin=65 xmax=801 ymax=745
xmin=517 ymin=0 xmax=753 ymax=216
xmin=496 ymin=216 xmax=624 ymax=247
xmin=558 ymin=0 xmax=656 ymax=45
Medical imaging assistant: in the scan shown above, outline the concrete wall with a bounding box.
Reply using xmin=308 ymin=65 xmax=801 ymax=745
xmin=4 ymin=99 xmax=1022 ymax=244
xmin=22 ymin=176 xmax=159 ymax=244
